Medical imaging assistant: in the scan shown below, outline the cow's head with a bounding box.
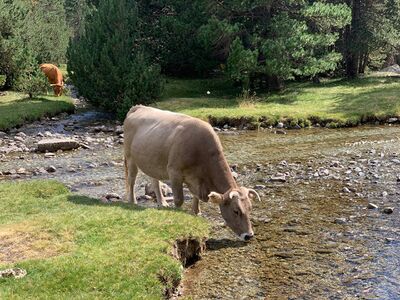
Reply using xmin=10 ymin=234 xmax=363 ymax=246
xmin=51 ymin=83 xmax=64 ymax=96
xmin=208 ymin=187 xmax=260 ymax=241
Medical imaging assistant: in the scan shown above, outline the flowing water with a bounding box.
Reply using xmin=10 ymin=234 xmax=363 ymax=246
xmin=1 ymin=112 xmax=399 ymax=299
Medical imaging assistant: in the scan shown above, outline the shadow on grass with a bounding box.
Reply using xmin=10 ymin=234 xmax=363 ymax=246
xmin=331 ymin=83 xmax=400 ymax=119
xmin=67 ymin=194 xmax=148 ymax=211
xmin=0 ymin=96 xmax=74 ymax=130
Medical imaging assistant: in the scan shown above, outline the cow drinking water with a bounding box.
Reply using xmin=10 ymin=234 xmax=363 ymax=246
xmin=123 ymin=105 xmax=260 ymax=241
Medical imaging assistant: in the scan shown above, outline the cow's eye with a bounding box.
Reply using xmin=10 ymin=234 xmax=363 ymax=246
xmin=233 ymin=210 xmax=239 ymax=216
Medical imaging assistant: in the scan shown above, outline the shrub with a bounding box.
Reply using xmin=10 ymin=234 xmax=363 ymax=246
xmin=0 ymin=74 xmax=5 ymax=88
xmin=14 ymin=49 xmax=47 ymax=98
xmin=67 ymin=0 xmax=162 ymax=119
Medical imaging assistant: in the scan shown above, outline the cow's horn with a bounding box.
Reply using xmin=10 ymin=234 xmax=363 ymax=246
xmin=248 ymin=189 xmax=261 ymax=202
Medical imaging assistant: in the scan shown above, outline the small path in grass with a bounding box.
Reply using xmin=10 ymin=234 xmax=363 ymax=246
xmin=1 ymin=98 xmax=400 ymax=299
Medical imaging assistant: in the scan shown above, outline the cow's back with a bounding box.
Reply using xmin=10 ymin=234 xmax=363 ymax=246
xmin=40 ymin=64 xmax=63 ymax=85
xmin=124 ymin=106 xmax=216 ymax=180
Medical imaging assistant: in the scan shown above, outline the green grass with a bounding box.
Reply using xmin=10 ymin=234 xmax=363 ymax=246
xmin=158 ymin=74 xmax=400 ymax=127
xmin=0 ymin=91 xmax=74 ymax=131
xmin=0 ymin=180 xmax=209 ymax=299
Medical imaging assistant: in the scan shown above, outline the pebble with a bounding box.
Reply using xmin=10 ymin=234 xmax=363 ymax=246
xmin=276 ymin=122 xmax=284 ymax=129
xmin=16 ymin=168 xmax=27 ymax=175
xmin=105 ymin=193 xmax=121 ymax=200
xmin=334 ymin=218 xmax=347 ymax=224
xmin=270 ymin=175 xmax=286 ymax=183
xmin=275 ymin=130 xmax=287 ymax=135
xmin=382 ymin=191 xmax=388 ymax=197
xmin=16 ymin=132 xmax=27 ymax=137
xmin=254 ymin=185 xmax=266 ymax=190
xmin=367 ymin=203 xmax=378 ymax=209
xmin=44 ymin=153 xmax=55 ymax=158
xmin=342 ymin=187 xmax=351 ymax=193
xmin=383 ymin=207 xmax=394 ymax=214
xmin=46 ymin=166 xmax=57 ymax=173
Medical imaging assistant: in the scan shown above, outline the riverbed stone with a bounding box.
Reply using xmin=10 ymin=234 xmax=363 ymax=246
xmin=44 ymin=152 xmax=56 ymax=158
xmin=46 ymin=166 xmax=57 ymax=173
xmin=275 ymin=130 xmax=287 ymax=135
xmin=277 ymin=122 xmax=284 ymax=128
xmin=334 ymin=218 xmax=347 ymax=224
xmin=383 ymin=207 xmax=394 ymax=214
xmin=37 ymin=139 xmax=80 ymax=152
xmin=367 ymin=203 xmax=378 ymax=209
xmin=144 ymin=182 xmax=172 ymax=198
xmin=270 ymin=175 xmax=286 ymax=183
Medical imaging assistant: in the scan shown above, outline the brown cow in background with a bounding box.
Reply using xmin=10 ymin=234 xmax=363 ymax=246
xmin=39 ymin=64 xmax=64 ymax=96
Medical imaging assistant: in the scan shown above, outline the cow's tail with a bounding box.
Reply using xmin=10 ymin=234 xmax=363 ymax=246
xmin=124 ymin=156 xmax=128 ymax=197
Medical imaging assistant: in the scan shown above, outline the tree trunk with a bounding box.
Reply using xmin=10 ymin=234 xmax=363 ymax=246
xmin=345 ymin=0 xmax=362 ymax=78
xmin=267 ymin=75 xmax=283 ymax=91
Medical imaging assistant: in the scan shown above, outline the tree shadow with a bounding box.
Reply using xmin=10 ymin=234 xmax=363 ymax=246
xmin=330 ymin=83 xmax=400 ymax=119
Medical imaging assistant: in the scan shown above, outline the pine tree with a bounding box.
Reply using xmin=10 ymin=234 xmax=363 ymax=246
xmin=67 ymin=0 xmax=162 ymax=118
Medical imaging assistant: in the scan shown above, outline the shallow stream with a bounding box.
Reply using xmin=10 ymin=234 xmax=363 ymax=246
xmin=1 ymin=112 xmax=399 ymax=299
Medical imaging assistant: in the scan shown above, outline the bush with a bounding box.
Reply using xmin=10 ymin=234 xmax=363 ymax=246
xmin=67 ymin=0 xmax=162 ymax=119
xmin=14 ymin=49 xmax=48 ymax=98
xmin=0 ymin=75 xmax=5 ymax=89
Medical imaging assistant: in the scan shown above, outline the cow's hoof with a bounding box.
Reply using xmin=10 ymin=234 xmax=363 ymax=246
xmin=158 ymin=202 xmax=170 ymax=208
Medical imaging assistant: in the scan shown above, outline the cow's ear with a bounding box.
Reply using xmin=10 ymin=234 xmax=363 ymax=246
xmin=208 ymin=192 xmax=224 ymax=204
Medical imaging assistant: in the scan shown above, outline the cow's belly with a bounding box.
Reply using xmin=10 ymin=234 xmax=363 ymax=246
xmin=134 ymin=156 xmax=170 ymax=180
xmin=128 ymin=134 xmax=171 ymax=180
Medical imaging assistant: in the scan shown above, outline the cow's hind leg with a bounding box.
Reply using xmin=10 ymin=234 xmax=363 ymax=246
xmin=125 ymin=158 xmax=138 ymax=204
xmin=168 ymin=171 xmax=184 ymax=207
xmin=151 ymin=178 xmax=169 ymax=208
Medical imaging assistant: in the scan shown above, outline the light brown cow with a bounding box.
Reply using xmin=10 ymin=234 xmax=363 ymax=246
xmin=39 ymin=63 xmax=64 ymax=96
xmin=123 ymin=105 xmax=260 ymax=241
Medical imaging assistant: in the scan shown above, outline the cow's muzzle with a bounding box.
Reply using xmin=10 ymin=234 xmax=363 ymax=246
xmin=240 ymin=232 xmax=254 ymax=242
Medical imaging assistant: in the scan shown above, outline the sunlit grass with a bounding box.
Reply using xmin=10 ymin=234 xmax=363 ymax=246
xmin=0 ymin=91 xmax=74 ymax=131
xmin=0 ymin=180 xmax=209 ymax=299
xmin=158 ymin=74 xmax=400 ymax=125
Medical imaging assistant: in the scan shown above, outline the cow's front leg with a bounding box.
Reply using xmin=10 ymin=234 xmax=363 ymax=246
xmin=192 ymin=196 xmax=201 ymax=215
xmin=168 ymin=168 xmax=184 ymax=207
xmin=151 ymin=178 xmax=169 ymax=208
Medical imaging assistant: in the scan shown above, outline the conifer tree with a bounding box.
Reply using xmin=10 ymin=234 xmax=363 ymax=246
xmin=67 ymin=0 xmax=162 ymax=118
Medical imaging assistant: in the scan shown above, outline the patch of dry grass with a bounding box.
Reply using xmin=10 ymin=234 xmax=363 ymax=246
xmin=0 ymin=222 xmax=73 ymax=264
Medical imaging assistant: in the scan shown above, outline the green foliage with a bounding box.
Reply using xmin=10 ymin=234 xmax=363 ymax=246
xmin=0 ymin=0 xmax=70 ymax=89
xmin=68 ymin=0 xmax=162 ymax=118
xmin=13 ymin=49 xmax=48 ymax=98
xmin=137 ymin=1 xmax=215 ymax=76
xmin=64 ymin=0 xmax=94 ymax=39
xmin=0 ymin=75 xmax=5 ymax=88
xmin=200 ymin=1 xmax=351 ymax=89
xmin=227 ymin=38 xmax=259 ymax=89
xmin=17 ymin=0 xmax=70 ymax=64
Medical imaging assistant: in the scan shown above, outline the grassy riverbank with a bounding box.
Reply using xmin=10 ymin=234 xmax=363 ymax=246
xmin=0 ymin=180 xmax=209 ymax=299
xmin=0 ymin=92 xmax=74 ymax=131
xmin=158 ymin=74 xmax=400 ymax=128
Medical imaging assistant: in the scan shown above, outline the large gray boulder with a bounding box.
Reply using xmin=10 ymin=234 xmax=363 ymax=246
xmin=37 ymin=139 xmax=80 ymax=152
